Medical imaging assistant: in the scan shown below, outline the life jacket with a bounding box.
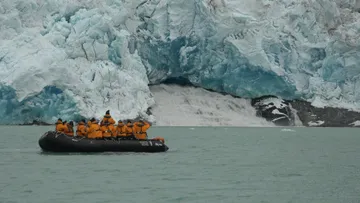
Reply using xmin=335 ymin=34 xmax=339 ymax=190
xmin=116 ymin=123 xmax=128 ymax=137
xmin=101 ymin=114 xmax=115 ymax=125
xmin=152 ymin=136 xmax=165 ymax=144
xmin=100 ymin=124 xmax=113 ymax=137
xmin=126 ymin=122 xmax=134 ymax=136
xmin=133 ymin=121 xmax=150 ymax=140
xmin=64 ymin=124 xmax=74 ymax=136
xmin=110 ymin=125 xmax=116 ymax=136
xmin=76 ymin=122 xmax=87 ymax=136
xmin=55 ymin=120 xmax=66 ymax=132
xmin=87 ymin=121 xmax=103 ymax=139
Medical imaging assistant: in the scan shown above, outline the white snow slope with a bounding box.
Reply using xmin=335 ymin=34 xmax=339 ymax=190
xmin=0 ymin=0 xmax=359 ymax=124
xmin=150 ymin=84 xmax=274 ymax=126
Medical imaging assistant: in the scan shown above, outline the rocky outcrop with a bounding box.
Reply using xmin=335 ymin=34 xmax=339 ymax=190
xmin=251 ymin=96 xmax=294 ymax=126
xmin=290 ymin=100 xmax=360 ymax=127
xmin=252 ymin=96 xmax=360 ymax=127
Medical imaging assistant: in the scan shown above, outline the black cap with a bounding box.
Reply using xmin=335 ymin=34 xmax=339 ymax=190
xmin=81 ymin=119 xmax=86 ymax=123
xmin=58 ymin=118 xmax=62 ymax=121
xmin=106 ymin=110 xmax=110 ymax=114
xmin=90 ymin=118 xmax=96 ymax=122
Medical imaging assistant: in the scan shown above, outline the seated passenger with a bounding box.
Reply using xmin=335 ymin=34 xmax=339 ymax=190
xmin=115 ymin=120 xmax=128 ymax=138
xmin=100 ymin=110 xmax=116 ymax=125
xmin=55 ymin=118 xmax=66 ymax=133
xmin=125 ymin=120 xmax=136 ymax=139
xmin=133 ymin=119 xmax=151 ymax=140
xmin=100 ymin=121 xmax=115 ymax=139
xmin=87 ymin=118 xmax=103 ymax=139
xmin=64 ymin=121 xmax=74 ymax=136
xmin=62 ymin=120 xmax=68 ymax=132
xmin=76 ymin=119 xmax=87 ymax=137
xmin=109 ymin=122 xmax=116 ymax=137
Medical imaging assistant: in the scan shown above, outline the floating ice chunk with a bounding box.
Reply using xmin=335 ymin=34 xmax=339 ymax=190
xmin=308 ymin=120 xmax=325 ymax=126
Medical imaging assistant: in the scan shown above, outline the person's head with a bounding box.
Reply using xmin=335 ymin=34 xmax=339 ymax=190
xmin=69 ymin=121 xmax=74 ymax=126
xmin=136 ymin=120 xmax=144 ymax=126
xmin=56 ymin=118 xmax=62 ymax=124
xmin=90 ymin=118 xmax=96 ymax=122
xmin=105 ymin=110 xmax=110 ymax=115
xmin=81 ymin=119 xmax=86 ymax=123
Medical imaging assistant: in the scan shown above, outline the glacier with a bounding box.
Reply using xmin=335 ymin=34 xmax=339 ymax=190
xmin=0 ymin=0 xmax=360 ymax=124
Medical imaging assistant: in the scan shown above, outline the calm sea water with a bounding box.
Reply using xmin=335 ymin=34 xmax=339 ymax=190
xmin=0 ymin=126 xmax=359 ymax=203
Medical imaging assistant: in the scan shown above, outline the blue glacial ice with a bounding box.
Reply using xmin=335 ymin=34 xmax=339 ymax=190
xmin=0 ymin=0 xmax=360 ymax=124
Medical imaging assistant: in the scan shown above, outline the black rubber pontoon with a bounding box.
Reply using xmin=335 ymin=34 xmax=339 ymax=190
xmin=39 ymin=131 xmax=169 ymax=153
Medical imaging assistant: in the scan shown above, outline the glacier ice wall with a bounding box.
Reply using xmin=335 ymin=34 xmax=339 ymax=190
xmin=0 ymin=2 xmax=155 ymax=124
xmin=136 ymin=0 xmax=360 ymax=108
xmin=0 ymin=0 xmax=360 ymax=124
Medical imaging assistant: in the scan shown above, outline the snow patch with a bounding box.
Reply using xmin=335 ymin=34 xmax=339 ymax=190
xmin=349 ymin=120 xmax=360 ymax=126
xmin=150 ymin=84 xmax=274 ymax=126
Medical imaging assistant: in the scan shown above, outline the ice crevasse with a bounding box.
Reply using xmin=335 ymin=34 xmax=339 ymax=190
xmin=0 ymin=0 xmax=360 ymax=124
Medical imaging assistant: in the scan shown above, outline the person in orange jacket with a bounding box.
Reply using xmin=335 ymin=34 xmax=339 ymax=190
xmin=76 ymin=119 xmax=87 ymax=137
xmin=100 ymin=121 xmax=115 ymax=139
xmin=133 ymin=119 xmax=151 ymax=140
xmin=87 ymin=118 xmax=103 ymax=139
xmin=64 ymin=121 xmax=75 ymax=136
xmin=87 ymin=120 xmax=92 ymax=128
xmin=115 ymin=120 xmax=128 ymax=139
xmin=55 ymin=118 xmax=66 ymax=133
xmin=110 ymin=124 xmax=117 ymax=138
xmin=100 ymin=110 xmax=116 ymax=125
xmin=125 ymin=120 xmax=137 ymax=139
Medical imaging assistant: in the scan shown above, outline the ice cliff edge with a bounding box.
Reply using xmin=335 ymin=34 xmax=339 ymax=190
xmin=0 ymin=0 xmax=360 ymax=124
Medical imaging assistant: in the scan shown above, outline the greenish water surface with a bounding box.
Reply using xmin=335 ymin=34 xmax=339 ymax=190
xmin=0 ymin=126 xmax=359 ymax=203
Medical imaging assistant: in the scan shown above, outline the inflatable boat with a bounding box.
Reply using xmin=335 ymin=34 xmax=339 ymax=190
xmin=38 ymin=131 xmax=169 ymax=153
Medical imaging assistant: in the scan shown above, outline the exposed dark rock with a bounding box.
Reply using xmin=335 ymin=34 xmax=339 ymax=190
xmin=161 ymin=77 xmax=193 ymax=86
xmin=251 ymin=95 xmax=294 ymax=126
xmin=289 ymin=100 xmax=360 ymax=127
xmin=146 ymin=107 xmax=153 ymax=116
xmin=252 ymin=95 xmax=360 ymax=127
